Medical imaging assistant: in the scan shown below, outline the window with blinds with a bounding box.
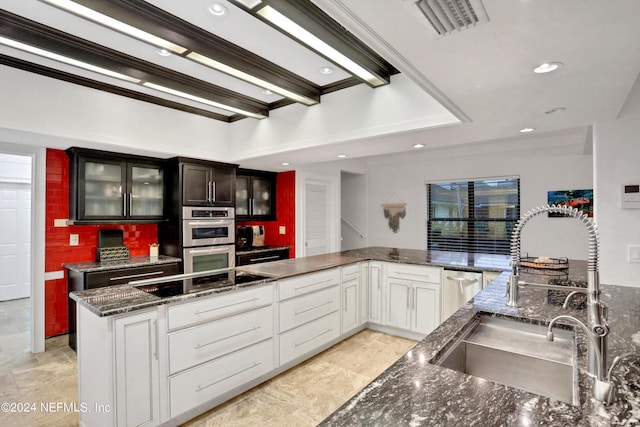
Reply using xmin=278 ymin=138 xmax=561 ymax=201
xmin=426 ymin=178 xmax=520 ymax=255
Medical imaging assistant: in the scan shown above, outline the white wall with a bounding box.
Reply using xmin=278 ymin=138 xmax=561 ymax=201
xmin=328 ymin=127 xmax=594 ymax=260
xmin=0 ymin=65 xmax=230 ymax=160
xmin=594 ymin=75 xmax=640 ymax=287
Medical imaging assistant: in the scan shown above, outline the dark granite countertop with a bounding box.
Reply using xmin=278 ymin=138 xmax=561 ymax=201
xmin=321 ymin=265 xmax=640 ymax=426
xmin=69 ymin=276 xmax=276 ymax=317
xmin=63 ymin=255 xmax=182 ymax=273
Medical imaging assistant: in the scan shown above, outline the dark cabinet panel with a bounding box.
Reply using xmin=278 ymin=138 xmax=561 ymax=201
xmin=180 ymin=161 xmax=237 ymax=207
xmin=236 ymin=248 xmax=289 ymax=266
xmin=67 ymin=147 xmax=165 ymax=223
xmin=236 ymin=169 xmax=276 ymax=220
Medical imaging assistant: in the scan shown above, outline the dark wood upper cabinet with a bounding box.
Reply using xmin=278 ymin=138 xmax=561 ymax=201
xmin=180 ymin=160 xmax=237 ymax=207
xmin=236 ymin=169 xmax=277 ymax=221
xmin=66 ymin=147 xmax=166 ymax=224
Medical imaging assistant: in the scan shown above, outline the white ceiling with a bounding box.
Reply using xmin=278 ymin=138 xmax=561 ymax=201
xmin=2 ymin=0 xmax=640 ymax=170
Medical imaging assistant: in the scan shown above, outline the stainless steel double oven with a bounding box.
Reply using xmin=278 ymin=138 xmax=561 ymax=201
xmin=182 ymin=206 xmax=235 ymax=275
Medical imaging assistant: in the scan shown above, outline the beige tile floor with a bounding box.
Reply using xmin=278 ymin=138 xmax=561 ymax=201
xmin=0 ymin=298 xmax=416 ymax=427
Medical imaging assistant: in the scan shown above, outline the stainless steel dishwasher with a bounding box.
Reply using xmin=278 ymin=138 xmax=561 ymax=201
xmin=442 ymin=270 xmax=483 ymax=321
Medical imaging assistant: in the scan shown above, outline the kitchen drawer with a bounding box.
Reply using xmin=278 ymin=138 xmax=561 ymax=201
xmin=168 ymin=305 xmax=274 ymax=374
xmin=169 ymin=339 xmax=274 ymax=418
xmin=84 ymin=263 xmax=180 ymax=288
xmin=279 ymin=312 xmax=340 ymax=367
xmin=278 ymin=268 xmax=340 ymax=301
xmin=167 ymin=284 xmax=274 ymax=331
xmin=279 ymin=285 xmax=340 ymax=333
xmin=385 ymin=263 xmax=442 ymax=284
xmin=341 ymin=263 xmax=359 ymax=282
xmin=236 ymin=248 xmax=289 ymax=266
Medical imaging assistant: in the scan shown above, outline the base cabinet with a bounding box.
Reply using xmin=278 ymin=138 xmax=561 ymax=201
xmin=341 ymin=263 xmax=360 ymax=333
xmin=368 ymin=261 xmax=383 ymax=323
xmin=114 ymin=310 xmax=160 ymax=427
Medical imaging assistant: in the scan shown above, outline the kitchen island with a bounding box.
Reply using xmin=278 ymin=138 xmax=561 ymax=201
xmin=69 ymin=248 xmax=640 ymax=426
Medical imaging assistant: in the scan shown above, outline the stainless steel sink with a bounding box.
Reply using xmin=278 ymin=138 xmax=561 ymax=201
xmin=431 ymin=314 xmax=579 ymax=405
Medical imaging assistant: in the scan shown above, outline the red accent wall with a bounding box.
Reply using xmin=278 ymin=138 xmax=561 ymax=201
xmin=237 ymin=170 xmax=296 ymax=258
xmin=45 ymin=149 xmax=158 ymax=337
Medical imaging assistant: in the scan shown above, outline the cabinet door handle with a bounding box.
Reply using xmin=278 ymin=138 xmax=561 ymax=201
xmin=250 ymin=198 xmax=254 ymax=215
xmin=196 ymin=362 xmax=261 ymax=392
xmin=123 ymin=193 xmax=127 ymax=216
xmin=109 ymin=271 xmax=165 ymax=281
xmin=294 ymin=300 xmax=333 ymax=316
xmin=249 ymin=255 xmax=280 ymax=262
xmin=413 ymin=288 xmax=417 ymax=310
xmin=294 ymin=329 xmax=333 ymax=348
xmin=194 ymin=326 xmax=261 ymax=350
xmin=128 ymin=193 xmax=133 ymax=215
xmin=294 ymin=278 xmax=333 ymax=291
xmin=194 ymin=297 xmax=260 ymax=315
xmin=211 ymin=181 xmax=216 ymax=202
xmin=153 ymin=319 xmax=159 ymax=361
xmin=344 ymin=289 xmax=347 ymax=311
xmin=406 ymin=285 xmax=410 ymax=309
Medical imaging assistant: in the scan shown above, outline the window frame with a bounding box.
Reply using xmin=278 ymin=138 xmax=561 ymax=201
xmin=426 ymin=177 xmax=520 ymax=255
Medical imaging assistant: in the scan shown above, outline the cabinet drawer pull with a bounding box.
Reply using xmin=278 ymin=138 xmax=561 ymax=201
xmin=395 ymin=271 xmax=434 ymax=279
xmin=194 ymin=326 xmax=261 ymax=350
xmin=109 ymin=271 xmax=165 ymax=281
xmin=194 ymin=297 xmax=260 ymax=315
xmin=294 ymin=300 xmax=333 ymax=316
xmin=196 ymin=362 xmax=261 ymax=392
xmin=250 ymin=255 xmax=280 ymax=262
xmin=294 ymin=278 xmax=333 ymax=291
xmin=294 ymin=329 xmax=333 ymax=348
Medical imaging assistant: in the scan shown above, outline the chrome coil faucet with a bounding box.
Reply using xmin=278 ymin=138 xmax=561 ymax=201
xmin=506 ymin=204 xmax=611 ymax=398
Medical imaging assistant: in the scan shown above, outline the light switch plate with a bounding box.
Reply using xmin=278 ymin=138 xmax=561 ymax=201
xmin=628 ymin=245 xmax=640 ymax=263
xmin=70 ymin=234 xmax=79 ymax=246
xmin=279 ymin=226 xmax=286 ymax=235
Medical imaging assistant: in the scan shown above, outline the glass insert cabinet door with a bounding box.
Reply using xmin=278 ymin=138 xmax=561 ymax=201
xmin=82 ymin=161 xmax=125 ymax=217
xmin=130 ymin=165 xmax=163 ymax=217
xmin=235 ymin=176 xmax=250 ymax=216
xmin=251 ymin=177 xmax=272 ymax=217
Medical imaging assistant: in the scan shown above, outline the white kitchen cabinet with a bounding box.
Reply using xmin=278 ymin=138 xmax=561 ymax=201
xmin=279 ymin=285 xmax=340 ymax=333
xmin=279 ymin=312 xmax=341 ymax=366
xmin=341 ymin=263 xmax=360 ymax=333
xmin=114 ymin=310 xmax=161 ymax=427
xmin=359 ymin=262 xmax=369 ymax=324
xmin=386 ymin=277 xmax=441 ymax=336
xmin=368 ymin=261 xmax=383 ymax=323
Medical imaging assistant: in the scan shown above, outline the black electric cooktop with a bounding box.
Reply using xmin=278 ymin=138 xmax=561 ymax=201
xmin=135 ymin=271 xmax=271 ymax=298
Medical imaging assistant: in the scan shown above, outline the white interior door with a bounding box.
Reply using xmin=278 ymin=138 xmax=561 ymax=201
xmin=0 ymin=181 xmax=31 ymax=300
xmin=298 ymin=172 xmax=338 ymax=257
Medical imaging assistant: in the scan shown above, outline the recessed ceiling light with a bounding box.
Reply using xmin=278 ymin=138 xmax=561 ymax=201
xmin=157 ymin=48 xmax=171 ymax=56
xmin=281 ymin=162 xmax=290 ymax=166
xmin=337 ymin=154 xmax=347 ymax=158
xmin=519 ymin=127 xmax=535 ymax=133
xmin=320 ymin=67 xmax=333 ymax=75
xmin=545 ymin=107 xmax=566 ymax=115
xmin=413 ymin=143 xmax=425 ymax=148
xmin=262 ymin=89 xmax=273 ymax=95
xmin=533 ymin=62 xmax=563 ymax=74
xmin=208 ymin=3 xmax=227 ymax=16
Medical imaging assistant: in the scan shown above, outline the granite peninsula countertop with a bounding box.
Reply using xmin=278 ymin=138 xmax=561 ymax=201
xmin=321 ymin=266 xmax=640 ymax=426
xmin=70 ymin=248 xmax=509 ymax=317
xmin=63 ymin=254 xmax=182 ymax=273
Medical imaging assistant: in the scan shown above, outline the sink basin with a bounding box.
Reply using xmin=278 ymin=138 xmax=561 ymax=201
xmin=431 ymin=314 xmax=578 ymax=405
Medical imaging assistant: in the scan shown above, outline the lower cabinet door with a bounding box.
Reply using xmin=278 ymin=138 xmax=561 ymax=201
xmin=386 ymin=279 xmax=411 ymax=330
xmin=279 ymin=312 xmax=340 ymax=366
xmin=169 ymin=339 xmax=274 ymax=418
xmin=413 ymin=282 xmax=441 ymax=335
xmin=114 ymin=310 xmax=160 ymax=427
xmin=342 ymin=281 xmax=358 ymax=333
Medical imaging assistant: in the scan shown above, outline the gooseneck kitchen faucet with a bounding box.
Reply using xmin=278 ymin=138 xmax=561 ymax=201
xmin=506 ymin=204 xmax=614 ymax=403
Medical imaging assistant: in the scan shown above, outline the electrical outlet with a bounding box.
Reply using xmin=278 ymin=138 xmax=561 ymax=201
xmin=279 ymin=226 xmax=286 ymax=235
xmin=70 ymin=234 xmax=79 ymax=246
xmin=628 ymin=245 xmax=640 ymax=263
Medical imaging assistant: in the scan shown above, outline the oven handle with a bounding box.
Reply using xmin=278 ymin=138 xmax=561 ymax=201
xmin=129 ymin=267 xmax=233 ymax=287
xmin=185 ymin=220 xmax=233 ymax=227
xmin=186 ymin=247 xmax=233 ymax=255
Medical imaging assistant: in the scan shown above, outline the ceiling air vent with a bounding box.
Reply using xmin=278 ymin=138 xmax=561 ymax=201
xmin=416 ymin=0 xmax=489 ymax=35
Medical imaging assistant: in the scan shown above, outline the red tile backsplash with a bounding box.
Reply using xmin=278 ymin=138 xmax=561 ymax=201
xmin=45 ymin=148 xmax=158 ymax=337
xmin=237 ymin=170 xmax=296 ymax=258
